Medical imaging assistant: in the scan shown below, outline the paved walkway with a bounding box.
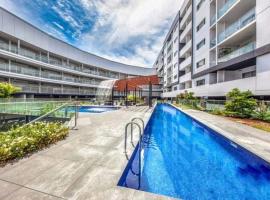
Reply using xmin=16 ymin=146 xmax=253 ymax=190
xmin=182 ymin=108 xmax=270 ymax=163
xmin=0 ymin=106 xmax=173 ymax=200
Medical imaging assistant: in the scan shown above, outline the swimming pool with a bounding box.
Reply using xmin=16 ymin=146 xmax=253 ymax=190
xmin=118 ymin=103 xmax=270 ymax=199
xmin=67 ymin=106 xmax=119 ymax=113
xmin=79 ymin=106 xmax=119 ymax=113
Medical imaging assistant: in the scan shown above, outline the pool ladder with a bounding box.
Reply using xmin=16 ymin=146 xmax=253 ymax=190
xmin=124 ymin=118 xmax=144 ymax=188
xmin=124 ymin=117 xmax=144 ymax=155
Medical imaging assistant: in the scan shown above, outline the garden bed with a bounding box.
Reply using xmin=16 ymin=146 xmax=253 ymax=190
xmin=0 ymin=122 xmax=69 ymax=166
xmin=225 ymin=117 xmax=270 ymax=132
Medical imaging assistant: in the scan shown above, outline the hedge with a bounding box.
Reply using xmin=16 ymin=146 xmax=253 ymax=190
xmin=0 ymin=122 xmax=69 ymax=163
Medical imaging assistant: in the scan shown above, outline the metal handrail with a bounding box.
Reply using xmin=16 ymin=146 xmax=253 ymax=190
xmin=124 ymin=122 xmax=142 ymax=155
xmin=131 ymin=117 xmax=145 ymax=131
xmin=22 ymin=102 xmax=79 ymax=129
xmin=124 ymin=121 xmax=143 ymax=189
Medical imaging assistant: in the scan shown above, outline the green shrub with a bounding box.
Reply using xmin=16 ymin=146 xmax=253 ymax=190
xmin=225 ymin=88 xmax=257 ymax=118
xmin=0 ymin=82 xmax=21 ymax=98
xmin=210 ymin=108 xmax=225 ymax=116
xmin=252 ymin=101 xmax=270 ymax=121
xmin=0 ymin=122 xmax=69 ymax=163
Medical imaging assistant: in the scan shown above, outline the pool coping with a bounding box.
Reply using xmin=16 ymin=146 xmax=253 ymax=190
xmin=170 ymin=103 xmax=270 ymax=164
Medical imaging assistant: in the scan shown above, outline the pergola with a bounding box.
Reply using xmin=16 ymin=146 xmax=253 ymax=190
xmin=113 ymin=75 xmax=159 ymax=107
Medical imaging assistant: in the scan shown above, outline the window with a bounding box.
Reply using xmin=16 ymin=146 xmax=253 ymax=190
xmin=196 ymin=79 xmax=205 ymax=86
xmin=197 ymin=18 xmax=205 ymax=32
xmin=174 ymin=86 xmax=178 ymax=91
xmin=174 ymin=51 xmax=178 ymax=57
xmin=196 ymin=59 xmax=205 ymax=68
xmin=174 ymin=75 xmax=178 ymax=80
xmin=197 ymin=39 xmax=205 ymax=50
xmin=242 ymin=71 xmax=256 ymax=79
xmin=174 ymin=63 xmax=178 ymax=68
xmin=174 ymin=37 xmax=178 ymax=44
xmin=197 ymin=0 xmax=205 ymax=11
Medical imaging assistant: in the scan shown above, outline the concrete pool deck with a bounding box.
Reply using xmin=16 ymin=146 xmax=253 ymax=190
xmin=0 ymin=106 xmax=174 ymax=200
xmin=1 ymin=104 xmax=270 ymax=199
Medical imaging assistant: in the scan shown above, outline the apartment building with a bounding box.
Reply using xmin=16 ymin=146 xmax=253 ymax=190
xmin=156 ymin=0 xmax=270 ymax=99
xmin=0 ymin=7 xmax=155 ymax=98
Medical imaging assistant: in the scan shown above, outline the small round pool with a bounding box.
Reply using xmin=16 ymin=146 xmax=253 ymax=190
xmin=78 ymin=106 xmax=119 ymax=113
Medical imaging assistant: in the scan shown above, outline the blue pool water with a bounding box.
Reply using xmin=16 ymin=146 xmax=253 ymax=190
xmin=78 ymin=106 xmax=118 ymax=113
xmin=67 ymin=106 xmax=118 ymax=113
xmin=118 ymin=103 xmax=270 ymax=199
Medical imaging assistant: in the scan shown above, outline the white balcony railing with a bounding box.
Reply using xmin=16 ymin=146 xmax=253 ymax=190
xmin=218 ymin=42 xmax=255 ymax=63
xmin=180 ymin=72 xmax=191 ymax=83
xmin=180 ymin=40 xmax=192 ymax=57
xmin=218 ymin=0 xmax=238 ymax=19
xmin=218 ymin=8 xmax=256 ymax=44
xmin=179 ymin=56 xmax=192 ymax=70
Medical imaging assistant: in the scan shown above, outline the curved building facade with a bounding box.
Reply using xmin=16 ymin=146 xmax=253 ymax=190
xmin=0 ymin=7 xmax=156 ymax=98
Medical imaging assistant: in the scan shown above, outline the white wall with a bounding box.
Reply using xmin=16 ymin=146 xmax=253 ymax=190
xmin=256 ymin=54 xmax=270 ymax=92
xmin=193 ymin=0 xmax=210 ymax=75
xmin=256 ymin=0 xmax=270 ymax=48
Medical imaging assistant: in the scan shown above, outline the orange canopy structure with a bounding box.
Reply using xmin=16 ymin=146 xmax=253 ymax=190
xmin=114 ymin=75 xmax=159 ymax=92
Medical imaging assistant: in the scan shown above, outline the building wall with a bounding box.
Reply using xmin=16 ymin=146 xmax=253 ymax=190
xmin=157 ymin=0 xmax=270 ymax=98
xmin=0 ymin=7 xmax=157 ymax=97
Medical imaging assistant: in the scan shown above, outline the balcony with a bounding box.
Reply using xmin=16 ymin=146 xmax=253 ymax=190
xmin=210 ymin=14 xmax=216 ymax=26
xmin=180 ymin=22 xmax=192 ymax=43
xmin=218 ymin=42 xmax=255 ymax=63
xmin=217 ymin=8 xmax=255 ymax=44
xmin=218 ymin=0 xmax=238 ymax=19
xmin=180 ymin=72 xmax=191 ymax=83
xmin=0 ymin=40 xmax=118 ymax=79
xmin=179 ymin=56 xmax=191 ymax=70
xmin=180 ymin=5 xmax=192 ymax=29
xmin=180 ymin=40 xmax=192 ymax=58
xmin=210 ymin=38 xmax=216 ymax=48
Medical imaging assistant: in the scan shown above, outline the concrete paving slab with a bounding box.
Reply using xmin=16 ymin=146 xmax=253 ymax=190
xmin=0 ymin=155 xmax=59 ymax=185
xmin=3 ymin=187 xmax=63 ymax=200
xmin=25 ymin=159 xmax=94 ymax=197
xmin=0 ymin=180 xmax=21 ymax=199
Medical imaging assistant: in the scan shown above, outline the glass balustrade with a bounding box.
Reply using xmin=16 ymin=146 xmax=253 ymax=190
xmin=210 ymin=38 xmax=216 ymax=48
xmin=0 ymin=38 xmax=119 ymax=79
xmin=210 ymin=15 xmax=216 ymax=26
xmin=218 ymin=0 xmax=237 ymax=18
xmin=218 ymin=42 xmax=255 ymax=63
xmin=0 ymin=62 xmax=8 ymax=72
xmin=218 ymin=8 xmax=255 ymax=44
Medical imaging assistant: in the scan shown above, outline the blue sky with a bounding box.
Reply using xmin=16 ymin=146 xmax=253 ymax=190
xmin=0 ymin=0 xmax=182 ymax=67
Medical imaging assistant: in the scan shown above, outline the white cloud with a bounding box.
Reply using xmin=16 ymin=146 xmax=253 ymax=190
xmin=78 ymin=0 xmax=183 ymax=67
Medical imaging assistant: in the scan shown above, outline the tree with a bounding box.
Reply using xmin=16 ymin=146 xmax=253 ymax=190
xmin=225 ymin=88 xmax=257 ymax=118
xmin=0 ymin=83 xmax=21 ymax=98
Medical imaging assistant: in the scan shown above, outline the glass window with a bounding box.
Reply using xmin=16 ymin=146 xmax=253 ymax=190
xmin=196 ymin=79 xmax=205 ymax=86
xmin=197 ymin=39 xmax=205 ymax=50
xmin=197 ymin=18 xmax=206 ymax=32
xmin=196 ymin=59 xmax=205 ymax=68
xmin=197 ymin=0 xmax=205 ymax=11
xmin=242 ymin=71 xmax=256 ymax=79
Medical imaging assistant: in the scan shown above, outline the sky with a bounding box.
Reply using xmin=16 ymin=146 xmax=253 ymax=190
xmin=0 ymin=0 xmax=182 ymax=67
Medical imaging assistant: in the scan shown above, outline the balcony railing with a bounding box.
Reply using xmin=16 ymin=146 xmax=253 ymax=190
xmin=210 ymin=15 xmax=216 ymax=26
xmin=0 ymin=63 xmax=102 ymax=86
xmin=218 ymin=0 xmax=237 ymax=19
xmin=218 ymin=42 xmax=255 ymax=63
xmin=218 ymin=8 xmax=256 ymax=44
xmin=210 ymin=38 xmax=216 ymax=48
xmin=0 ymin=41 xmax=120 ymax=79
